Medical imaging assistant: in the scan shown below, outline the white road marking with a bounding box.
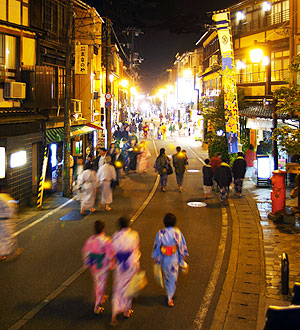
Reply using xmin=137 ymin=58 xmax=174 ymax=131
xmin=193 ymin=208 xmax=228 ymax=329
xmin=8 ymin=140 xmax=160 ymax=330
xmin=13 ymin=198 xmax=75 ymax=237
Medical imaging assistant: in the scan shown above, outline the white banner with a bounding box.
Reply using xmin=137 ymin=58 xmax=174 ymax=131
xmin=75 ymin=45 xmax=88 ymax=74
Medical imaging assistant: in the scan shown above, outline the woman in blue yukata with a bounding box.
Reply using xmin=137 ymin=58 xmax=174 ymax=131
xmin=152 ymin=213 xmax=188 ymax=307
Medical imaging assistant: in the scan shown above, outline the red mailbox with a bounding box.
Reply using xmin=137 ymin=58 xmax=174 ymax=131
xmin=270 ymin=170 xmax=286 ymax=214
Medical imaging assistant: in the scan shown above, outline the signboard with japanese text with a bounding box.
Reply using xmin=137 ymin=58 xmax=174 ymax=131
xmin=213 ymin=12 xmax=239 ymax=154
xmin=75 ymin=45 xmax=88 ymax=74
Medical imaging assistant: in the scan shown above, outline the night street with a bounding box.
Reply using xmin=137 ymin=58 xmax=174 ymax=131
xmin=1 ymin=139 xmax=230 ymax=330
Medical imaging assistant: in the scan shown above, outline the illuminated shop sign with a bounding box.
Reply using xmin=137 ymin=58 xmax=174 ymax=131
xmin=0 ymin=147 xmax=5 ymax=178
xmin=10 ymin=150 xmax=27 ymax=168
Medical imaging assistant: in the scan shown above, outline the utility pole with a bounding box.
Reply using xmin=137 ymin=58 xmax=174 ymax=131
xmin=105 ymin=18 xmax=112 ymax=149
xmin=63 ymin=0 xmax=73 ymax=197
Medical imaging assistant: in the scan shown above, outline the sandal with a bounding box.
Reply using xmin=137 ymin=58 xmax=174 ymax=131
xmin=94 ymin=306 xmax=104 ymax=314
xmin=0 ymin=256 xmax=7 ymax=262
xmin=110 ymin=319 xmax=118 ymax=326
xmin=168 ymin=299 xmax=174 ymax=307
xmin=124 ymin=309 xmax=134 ymax=318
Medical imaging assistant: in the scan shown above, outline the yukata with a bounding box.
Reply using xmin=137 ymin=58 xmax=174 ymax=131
xmin=111 ymin=228 xmax=141 ymax=315
xmin=232 ymin=157 xmax=247 ymax=195
xmin=152 ymin=227 xmax=188 ymax=299
xmin=137 ymin=144 xmax=150 ymax=173
xmin=82 ymin=233 xmax=115 ymax=310
xmin=121 ymin=141 xmax=130 ymax=172
xmin=78 ymin=169 xmax=98 ymax=211
xmin=0 ymin=193 xmax=18 ymax=257
xmin=142 ymin=124 xmax=149 ymax=139
xmin=214 ymin=162 xmax=232 ymax=203
xmin=172 ymin=152 xmax=187 ymax=187
xmin=96 ymin=164 xmax=117 ymax=205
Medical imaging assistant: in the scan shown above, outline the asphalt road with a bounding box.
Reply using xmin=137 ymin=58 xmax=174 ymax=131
xmin=1 ymin=139 xmax=232 ymax=330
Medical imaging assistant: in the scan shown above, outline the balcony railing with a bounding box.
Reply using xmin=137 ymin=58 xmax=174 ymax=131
xmin=232 ymin=9 xmax=289 ymax=36
xmin=236 ymin=69 xmax=289 ymax=84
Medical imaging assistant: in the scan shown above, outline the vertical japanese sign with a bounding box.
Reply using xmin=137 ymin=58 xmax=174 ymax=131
xmin=75 ymin=45 xmax=88 ymax=74
xmin=213 ymin=12 xmax=239 ymax=154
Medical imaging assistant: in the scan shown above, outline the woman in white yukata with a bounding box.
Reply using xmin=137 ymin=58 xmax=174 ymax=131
xmin=78 ymin=163 xmax=98 ymax=215
xmin=96 ymin=156 xmax=117 ymax=211
xmin=110 ymin=217 xmax=141 ymax=326
xmin=152 ymin=213 xmax=188 ymax=307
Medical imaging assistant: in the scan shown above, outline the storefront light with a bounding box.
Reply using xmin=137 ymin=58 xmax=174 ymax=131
xmin=50 ymin=144 xmax=57 ymax=167
xmin=262 ymin=56 xmax=270 ymax=66
xmin=250 ymin=48 xmax=264 ymax=64
xmin=183 ymin=69 xmax=192 ymax=79
xmin=120 ymin=79 xmax=129 ymax=88
xmin=236 ymin=60 xmax=246 ymax=70
xmin=262 ymin=1 xmax=271 ymax=12
xmin=0 ymin=147 xmax=5 ymax=178
xmin=109 ymin=74 xmax=114 ymax=83
xmin=10 ymin=150 xmax=27 ymax=168
xmin=236 ymin=11 xmax=246 ymax=21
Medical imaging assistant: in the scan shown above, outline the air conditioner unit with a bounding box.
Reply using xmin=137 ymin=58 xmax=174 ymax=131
xmin=4 ymin=82 xmax=26 ymax=99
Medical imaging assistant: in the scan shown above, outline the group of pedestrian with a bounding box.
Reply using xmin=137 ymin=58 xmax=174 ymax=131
xmin=154 ymin=147 xmax=188 ymax=192
xmin=202 ymin=152 xmax=247 ymax=205
xmin=83 ymin=213 xmax=188 ymax=325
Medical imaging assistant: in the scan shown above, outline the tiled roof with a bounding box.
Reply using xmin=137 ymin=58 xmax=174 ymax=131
xmin=239 ymin=103 xmax=273 ymax=119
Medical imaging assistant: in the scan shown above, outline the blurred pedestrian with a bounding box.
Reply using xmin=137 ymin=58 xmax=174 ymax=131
xmin=152 ymin=213 xmax=188 ymax=307
xmin=202 ymin=159 xmax=214 ymax=199
xmin=232 ymin=152 xmax=247 ymax=197
xmin=96 ymin=156 xmax=117 ymax=211
xmin=82 ymin=220 xmax=115 ymax=314
xmin=210 ymin=152 xmax=222 ymax=174
xmin=112 ymin=147 xmax=124 ymax=186
xmin=143 ymin=122 xmax=149 ymax=139
xmin=97 ymin=148 xmax=107 ymax=169
xmin=128 ymin=139 xmax=139 ymax=172
xmin=0 ymin=189 xmax=23 ymax=261
xmin=137 ymin=141 xmax=150 ymax=173
xmin=244 ymin=144 xmax=256 ymax=180
xmin=149 ymin=120 xmax=155 ymax=139
xmin=78 ymin=163 xmax=98 ymax=214
xmin=214 ymin=158 xmax=232 ymax=205
xmin=172 ymin=146 xmax=188 ymax=192
xmin=160 ymin=123 xmax=167 ymax=141
xmin=111 ymin=217 xmax=141 ymax=326
xmin=154 ymin=148 xmax=171 ymax=192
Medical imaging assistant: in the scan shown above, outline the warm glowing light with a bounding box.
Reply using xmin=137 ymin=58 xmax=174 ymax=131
xmin=262 ymin=1 xmax=271 ymax=12
xmin=236 ymin=11 xmax=246 ymax=21
xmin=166 ymin=85 xmax=173 ymax=92
xmin=158 ymin=88 xmax=166 ymax=95
xmin=120 ymin=79 xmax=129 ymax=88
xmin=183 ymin=69 xmax=193 ymax=79
xmin=109 ymin=74 xmax=114 ymax=83
xmin=10 ymin=150 xmax=27 ymax=168
xmin=130 ymin=86 xmax=138 ymax=95
xmin=250 ymin=48 xmax=264 ymax=64
xmin=236 ymin=60 xmax=246 ymax=70
xmin=114 ymin=160 xmax=123 ymax=168
xmin=262 ymin=56 xmax=270 ymax=66
xmin=50 ymin=144 xmax=57 ymax=167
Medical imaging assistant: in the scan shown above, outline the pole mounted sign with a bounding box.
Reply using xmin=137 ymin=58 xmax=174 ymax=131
xmin=75 ymin=45 xmax=88 ymax=75
xmin=105 ymin=93 xmax=112 ymax=100
xmin=105 ymin=100 xmax=111 ymax=108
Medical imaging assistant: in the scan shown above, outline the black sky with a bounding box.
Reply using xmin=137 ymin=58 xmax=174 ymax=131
xmin=87 ymin=0 xmax=236 ymax=93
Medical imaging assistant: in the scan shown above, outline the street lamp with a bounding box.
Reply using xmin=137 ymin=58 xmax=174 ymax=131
xmin=249 ymin=41 xmax=278 ymax=170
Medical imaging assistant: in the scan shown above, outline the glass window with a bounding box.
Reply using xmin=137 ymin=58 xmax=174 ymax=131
xmin=5 ymin=35 xmax=16 ymax=70
xmin=0 ymin=0 xmax=7 ymax=21
xmin=22 ymin=3 xmax=28 ymax=26
xmin=58 ymin=67 xmax=65 ymax=100
xmin=9 ymin=0 xmax=21 ymax=24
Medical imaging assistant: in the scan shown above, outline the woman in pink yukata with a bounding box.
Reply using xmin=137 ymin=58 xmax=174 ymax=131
xmin=152 ymin=213 xmax=188 ymax=307
xmin=82 ymin=220 xmax=115 ymax=314
xmin=110 ymin=216 xmax=141 ymax=326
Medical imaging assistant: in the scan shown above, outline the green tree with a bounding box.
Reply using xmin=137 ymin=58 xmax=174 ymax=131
xmin=273 ymin=54 xmax=300 ymax=154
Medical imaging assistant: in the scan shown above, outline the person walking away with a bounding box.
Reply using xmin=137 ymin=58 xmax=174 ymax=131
xmin=182 ymin=149 xmax=188 ymax=165
xmin=113 ymin=125 xmax=122 ymax=142
xmin=154 ymin=148 xmax=171 ymax=192
xmin=169 ymin=122 xmax=175 ymax=140
xmin=172 ymin=146 xmax=187 ymax=192
xmin=128 ymin=139 xmax=139 ymax=172
xmin=78 ymin=163 xmax=98 ymax=214
xmin=82 ymin=220 xmax=115 ymax=314
xmin=149 ymin=120 xmax=155 ymax=139
xmin=214 ymin=158 xmax=232 ymax=205
xmin=210 ymin=152 xmax=222 ymax=174
xmin=142 ymin=122 xmax=149 ymax=139
xmin=107 ymin=143 xmax=116 ymax=159
xmin=152 ymin=213 xmax=188 ymax=307
xmin=111 ymin=217 xmax=141 ymax=326
xmin=138 ymin=121 xmax=143 ymax=139
xmin=160 ymin=123 xmax=167 ymax=141
xmin=203 ymin=159 xmax=214 ymax=199
xmin=232 ymin=152 xmax=247 ymax=197
xmin=96 ymin=156 xmax=117 ymax=211
xmin=244 ymin=144 xmax=256 ymax=180
xmin=137 ymin=141 xmax=150 ymax=173
xmin=112 ymin=147 xmax=124 ymax=186
xmin=0 ymin=189 xmax=23 ymax=261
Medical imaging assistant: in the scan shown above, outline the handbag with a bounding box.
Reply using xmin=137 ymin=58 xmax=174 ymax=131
xmin=124 ymin=270 xmax=148 ymax=298
xmin=153 ymin=263 xmax=164 ymax=288
xmin=166 ymin=163 xmax=173 ymax=175
xmin=110 ymin=179 xmax=118 ymax=188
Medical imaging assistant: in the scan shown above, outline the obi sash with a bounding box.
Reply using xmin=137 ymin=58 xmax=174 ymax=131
xmin=87 ymin=252 xmax=105 ymax=270
xmin=116 ymin=251 xmax=132 ymax=272
xmin=161 ymin=245 xmax=177 ymax=256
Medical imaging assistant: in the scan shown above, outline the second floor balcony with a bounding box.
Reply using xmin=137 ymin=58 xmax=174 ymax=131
xmin=236 ymin=69 xmax=289 ymax=84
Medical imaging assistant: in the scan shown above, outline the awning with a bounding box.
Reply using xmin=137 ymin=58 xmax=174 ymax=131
xmin=46 ymin=125 xmax=95 ymax=144
xmin=87 ymin=122 xmax=104 ymax=130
